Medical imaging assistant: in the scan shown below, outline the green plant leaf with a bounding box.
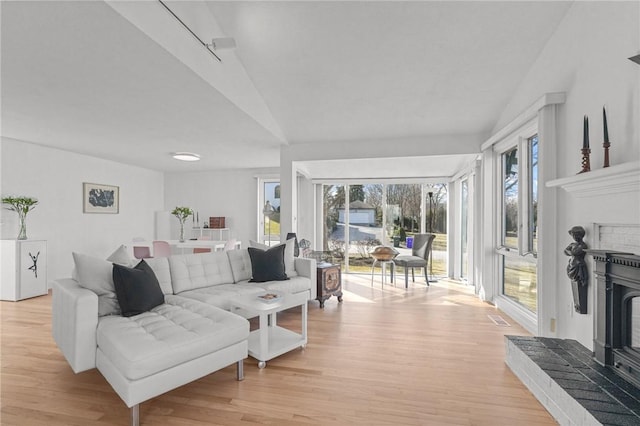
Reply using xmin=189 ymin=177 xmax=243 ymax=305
xmin=171 ymin=206 xmax=193 ymax=221
xmin=2 ymin=196 xmax=38 ymax=214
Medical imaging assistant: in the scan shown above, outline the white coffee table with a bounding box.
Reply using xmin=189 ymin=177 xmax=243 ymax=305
xmin=232 ymin=292 xmax=308 ymax=368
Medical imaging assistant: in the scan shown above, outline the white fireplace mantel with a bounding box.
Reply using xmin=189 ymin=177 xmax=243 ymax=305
xmin=546 ymin=160 xmax=640 ymax=197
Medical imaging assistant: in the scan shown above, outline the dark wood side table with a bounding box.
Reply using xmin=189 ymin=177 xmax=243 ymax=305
xmin=316 ymin=263 xmax=343 ymax=308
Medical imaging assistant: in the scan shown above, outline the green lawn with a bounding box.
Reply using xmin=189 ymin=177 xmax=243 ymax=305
xmin=503 ymin=258 xmax=537 ymax=312
xmin=336 ymin=232 xmax=449 ymax=277
xmin=347 ymin=258 xmax=447 ymax=276
xmin=265 ymin=217 xmax=280 ymax=237
xmin=500 ymin=235 xmax=538 ymax=312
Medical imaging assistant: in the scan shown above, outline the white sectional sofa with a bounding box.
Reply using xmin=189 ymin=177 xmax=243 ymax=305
xmin=52 ymin=247 xmax=316 ymax=426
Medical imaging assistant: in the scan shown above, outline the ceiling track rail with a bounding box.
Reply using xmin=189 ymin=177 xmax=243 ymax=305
xmin=158 ymin=0 xmax=221 ymax=62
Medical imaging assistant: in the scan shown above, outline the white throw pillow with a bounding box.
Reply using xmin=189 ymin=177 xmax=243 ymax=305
xmin=249 ymin=238 xmax=298 ymax=277
xmin=106 ymin=244 xmax=133 ymax=267
xmin=227 ymin=249 xmax=252 ymax=283
xmin=72 ymin=252 xmax=121 ymax=316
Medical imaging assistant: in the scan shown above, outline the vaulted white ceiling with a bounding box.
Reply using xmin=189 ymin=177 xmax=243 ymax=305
xmin=1 ymin=1 xmax=572 ymax=177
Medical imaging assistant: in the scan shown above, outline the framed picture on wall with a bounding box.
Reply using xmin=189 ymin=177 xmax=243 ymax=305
xmin=83 ymin=182 xmax=119 ymax=214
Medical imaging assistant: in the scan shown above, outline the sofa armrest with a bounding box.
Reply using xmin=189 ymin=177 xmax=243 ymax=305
xmin=52 ymin=279 xmax=99 ymax=373
xmin=295 ymin=257 xmax=317 ymax=301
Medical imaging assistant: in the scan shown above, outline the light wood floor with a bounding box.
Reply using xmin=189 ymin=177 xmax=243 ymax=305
xmin=1 ymin=275 xmax=557 ymax=425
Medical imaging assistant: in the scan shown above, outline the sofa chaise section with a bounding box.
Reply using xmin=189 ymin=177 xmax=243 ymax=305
xmin=52 ymin=279 xmax=248 ymax=426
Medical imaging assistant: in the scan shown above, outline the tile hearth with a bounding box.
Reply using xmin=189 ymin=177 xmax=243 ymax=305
xmin=506 ymin=336 xmax=640 ymax=426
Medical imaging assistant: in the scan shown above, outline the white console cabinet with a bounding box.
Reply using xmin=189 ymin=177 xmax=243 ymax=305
xmin=1 ymin=239 xmax=48 ymax=301
xmin=191 ymin=227 xmax=231 ymax=240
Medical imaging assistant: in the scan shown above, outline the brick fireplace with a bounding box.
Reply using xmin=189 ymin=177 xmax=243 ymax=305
xmin=505 ymin=224 xmax=640 ymax=425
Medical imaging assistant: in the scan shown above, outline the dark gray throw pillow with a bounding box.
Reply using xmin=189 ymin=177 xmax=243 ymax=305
xmin=112 ymin=259 xmax=165 ymax=317
xmin=248 ymin=244 xmax=289 ymax=282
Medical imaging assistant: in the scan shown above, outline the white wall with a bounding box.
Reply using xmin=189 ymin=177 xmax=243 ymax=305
xmin=491 ymin=2 xmax=640 ymax=347
xmin=0 ymin=138 xmax=164 ymax=283
xmin=163 ymin=167 xmax=279 ymax=247
xmin=296 ymin=174 xmax=315 ymax=244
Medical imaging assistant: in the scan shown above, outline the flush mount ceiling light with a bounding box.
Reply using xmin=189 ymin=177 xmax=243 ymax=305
xmin=172 ymin=152 xmax=201 ymax=162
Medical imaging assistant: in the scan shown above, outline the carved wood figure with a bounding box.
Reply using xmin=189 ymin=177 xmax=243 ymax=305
xmin=564 ymin=226 xmax=588 ymax=314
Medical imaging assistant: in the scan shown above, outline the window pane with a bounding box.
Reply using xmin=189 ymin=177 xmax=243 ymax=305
xmin=461 ymin=180 xmax=469 ymax=278
xmin=323 ymin=184 xmax=345 ymax=267
xmin=386 ymin=184 xmax=422 ymax=244
xmin=503 ymin=256 xmax=537 ymax=312
xmin=425 ymin=184 xmax=448 ymax=277
xmin=529 ymin=135 xmax=538 ymax=254
xmin=263 ymin=181 xmax=280 ymax=244
xmin=346 ymin=184 xmax=383 ymax=273
xmin=503 ymin=147 xmax=518 ymax=249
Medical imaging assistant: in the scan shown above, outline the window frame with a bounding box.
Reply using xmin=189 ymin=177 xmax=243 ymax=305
xmin=313 ymin=178 xmax=447 ymax=275
xmin=494 ymin=118 xmax=539 ymax=316
xmin=479 ymin=92 xmax=564 ymax=337
xmin=460 ymin=178 xmax=469 ymax=280
xmin=256 ymin=176 xmax=280 ymax=245
xmin=494 ymin=119 xmax=538 ymax=254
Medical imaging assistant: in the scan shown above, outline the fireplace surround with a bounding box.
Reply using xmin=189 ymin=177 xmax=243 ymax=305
xmin=505 ymin=225 xmax=640 ymax=424
xmin=588 ymin=251 xmax=640 ymax=389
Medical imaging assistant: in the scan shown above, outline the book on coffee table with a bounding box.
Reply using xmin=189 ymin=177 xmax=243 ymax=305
xmin=257 ymin=293 xmax=281 ymax=303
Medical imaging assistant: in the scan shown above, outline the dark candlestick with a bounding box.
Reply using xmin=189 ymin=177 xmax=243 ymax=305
xmin=603 ymin=106 xmax=609 ymax=144
xmin=579 ymin=148 xmax=591 ymax=174
xmin=602 ymin=107 xmax=611 ymax=168
xmin=583 ymin=115 xmax=589 ymax=149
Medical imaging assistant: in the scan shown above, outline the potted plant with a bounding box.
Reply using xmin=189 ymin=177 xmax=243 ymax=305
xmin=399 ymin=227 xmax=407 ymax=243
xmin=2 ymin=196 xmax=39 ymax=240
xmin=171 ymin=206 xmax=193 ymax=242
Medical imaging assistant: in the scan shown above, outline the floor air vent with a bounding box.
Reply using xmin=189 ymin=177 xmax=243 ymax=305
xmin=488 ymin=315 xmax=510 ymax=326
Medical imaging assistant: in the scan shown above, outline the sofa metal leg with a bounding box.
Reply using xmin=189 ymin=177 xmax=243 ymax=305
xmin=130 ymin=404 xmax=139 ymax=426
xmin=237 ymin=359 xmax=244 ymax=381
